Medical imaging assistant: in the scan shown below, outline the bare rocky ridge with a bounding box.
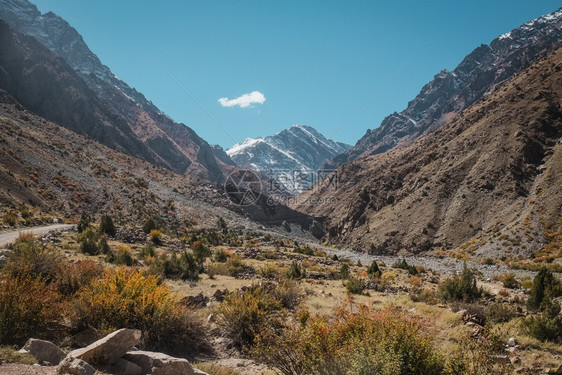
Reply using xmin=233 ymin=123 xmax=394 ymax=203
xmin=0 ymin=0 xmax=225 ymax=181
xmin=294 ymin=47 xmax=562 ymax=256
xmin=327 ymin=7 xmax=562 ymax=169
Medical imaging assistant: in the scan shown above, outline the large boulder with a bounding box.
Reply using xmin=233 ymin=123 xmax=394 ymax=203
xmin=114 ymin=358 xmax=143 ymax=375
xmin=69 ymin=328 xmax=141 ymax=366
xmin=57 ymin=357 xmax=95 ymax=375
xmin=20 ymin=338 xmax=65 ymax=365
xmin=123 ymin=350 xmax=194 ymax=375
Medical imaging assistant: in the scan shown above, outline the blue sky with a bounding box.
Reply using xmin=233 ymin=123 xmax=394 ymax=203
xmin=32 ymin=0 xmax=562 ymax=149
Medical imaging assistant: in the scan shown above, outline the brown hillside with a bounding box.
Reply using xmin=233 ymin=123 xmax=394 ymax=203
xmin=294 ymin=47 xmax=562 ymax=259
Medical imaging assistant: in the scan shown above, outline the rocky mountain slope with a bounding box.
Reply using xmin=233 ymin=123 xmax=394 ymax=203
xmin=327 ymin=7 xmax=562 ymax=169
xmin=0 ymin=87 xmax=317 ymax=231
xmin=294 ymin=46 xmax=562 ymax=259
xmin=0 ymin=0 xmax=224 ymax=181
xmin=227 ymin=125 xmax=350 ymax=193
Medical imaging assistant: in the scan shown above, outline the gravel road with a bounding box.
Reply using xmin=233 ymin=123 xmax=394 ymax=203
xmin=0 ymin=224 xmax=74 ymax=248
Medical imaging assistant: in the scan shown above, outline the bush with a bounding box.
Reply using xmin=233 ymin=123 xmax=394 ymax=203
xmin=526 ymin=268 xmax=561 ymax=312
xmin=73 ymin=268 xmax=210 ymax=357
xmin=142 ymin=218 xmax=158 ymax=234
xmin=77 ymin=213 xmax=91 ymax=233
xmin=150 ymin=229 xmax=162 ymax=245
xmin=488 ymin=303 xmax=518 ymax=323
xmin=58 ymin=260 xmax=102 ymax=295
xmin=213 ymin=249 xmax=228 ymax=263
xmin=217 ymin=284 xmax=284 ymax=349
xmin=338 ymin=263 xmax=350 ymax=280
xmin=80 ymin=228 xmax=100 ymax=255
xmin=139 ymin=244 xmax=155 ymax=259
xmin=6 ymin=233 xmax=62 ymax=282
xmin=287 ymin=262 xmax=305 ymax=280
xmin=253 ymin=306 xmax=444 ymax=375
xmin=345 ymin=277 xmax=365 ymax=294
xmin=258 ymin=263 xmax=278 ymax=279
xmin=393 ymin=258 xmax=418 ymax=275
xmin=522 ymin=313 xmax=562 ymax=342
xmin=192 ymin=241 xmax=211 ymax=263
xmin=154 ymin=252 xmax=201 ymax=281
xmin=439 ymin=263 xmax=483 ymax=302
xmin=367 ymin=260 xmax=381 ymax=276
xmin=500 ymin=273 xmax=519 ymax=289
xmin=106 ymin=245 xmax=134 ymax=266
xmin=99 ymin=215 xmax=116 ymax=236
xmin=3 ymin=212 xmax=17 ymax=226
xmin=0 ymin=270 xmax=63 ymax=345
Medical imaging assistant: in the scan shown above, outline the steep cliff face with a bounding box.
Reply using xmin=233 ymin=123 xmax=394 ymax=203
xmin=0 ymin=0 xmax=224 ymax=181
xmin=227 ymin=125 xmax=350 ymax=193
xmin=294 ymin=47 xmax=562 ymax=257
xmin=328 ymin=8 xmax=562 ymax=168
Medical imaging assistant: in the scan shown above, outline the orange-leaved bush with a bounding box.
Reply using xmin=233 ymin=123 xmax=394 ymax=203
xmin=0 ymin=268 xmax=63 ymax=345
xmin=73 ymin=267 xmax=209 ymax=357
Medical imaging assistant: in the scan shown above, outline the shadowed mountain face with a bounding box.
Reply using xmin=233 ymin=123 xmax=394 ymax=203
xmin=327 ymin=8 xmax=562 ymax=169
xmin=0 ymin=0 xmax=224 ymax=181
xmin=294 ymin=47 xmax=562 ymax=256
xmin=227 ymin=125 xmax=351 ymax=193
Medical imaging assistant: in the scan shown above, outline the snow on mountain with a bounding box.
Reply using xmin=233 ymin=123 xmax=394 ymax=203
xmin=328 ymin=6 xmax=562 ymax=169
xmin=227 ymin=125 xmax=351 ymax=193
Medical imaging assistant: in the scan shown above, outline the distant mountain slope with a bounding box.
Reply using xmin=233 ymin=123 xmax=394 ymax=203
xmin=294 ymin=46 xmax=562 ymax=257
xmin=327 ymin=7 xmax=562 ymax=169
xmin=0 ymin=0 xmax=224 ymax=181
xmin=227 ymin=125 xmax=351 ymax=193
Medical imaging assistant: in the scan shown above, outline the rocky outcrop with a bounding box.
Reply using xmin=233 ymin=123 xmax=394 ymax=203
xmin=328 ymin=7 xmax=562 ymax=168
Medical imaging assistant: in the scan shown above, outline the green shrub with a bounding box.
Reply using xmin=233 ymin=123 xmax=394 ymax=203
xmin=77 ymin=213 xmax=91 ymax=233
xmin=213 ymin=249 xmax=228 ymax=263
xmin=99 ymin=215 xmax=116 ymax=236
xmin=80 ymin=228 xmax=99 ymax=255
xmin=526 ymin=268 xmax=561 ymax=312
xmin=338 ymin=263 xmax=350 ymax=280
xmin=522 ymin=313 xmax=562 ymax=342
xmin=106 ymin=245 xmax=134 ymax=266
xmin=483 ymin=257 xmax=494 ymax=265
xmin=393 ymin=258 xmax=418 ymax=275
xmin=139 ymin=244 xmax=155 ymax=259
xmin=488 ymin=303 xmax=518 ymax=323
xmin=367 ymin=260 xmax=381 ymax=276
xmin=439 ymin=263 xmax=483 ymax=302
xmin=142 ymin=218 xmax=158 ymax=234
xmin=287 ymin=261 xmax=305 ymax=280
xmin=3 ymin=212 xmax=17 ymax=226
xmin=500 ymin=273 xmax=519 ymax=289
xmin=156 ymin=252 xmax=200 ymax=281
xmin=192 ymin=241 xmax=211 ymax=263
xmin=345 ymin=277 xmax=365 ymax=294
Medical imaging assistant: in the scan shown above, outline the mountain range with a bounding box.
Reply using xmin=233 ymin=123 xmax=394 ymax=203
xmin=227 ymin=125 xmax=350 ymax=193
xmin=0 ymin=0 xmax=225 ymax=181
xmin=294 ymin=45 xmax=562 ymax=257
xmin=326 ymin=7 xmax=562 ymax=169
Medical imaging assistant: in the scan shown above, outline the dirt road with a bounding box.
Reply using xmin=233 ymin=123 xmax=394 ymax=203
xmin=0 ymin=224 xmax=74 ymax=248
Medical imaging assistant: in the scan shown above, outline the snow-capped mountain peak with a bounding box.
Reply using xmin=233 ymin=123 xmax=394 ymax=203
xmin=227 ymin=125 xmax=351 ymax=193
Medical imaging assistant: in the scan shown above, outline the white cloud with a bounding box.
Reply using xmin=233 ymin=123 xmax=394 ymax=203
xmin=218 ymin=91 xmax=266 ymax=108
